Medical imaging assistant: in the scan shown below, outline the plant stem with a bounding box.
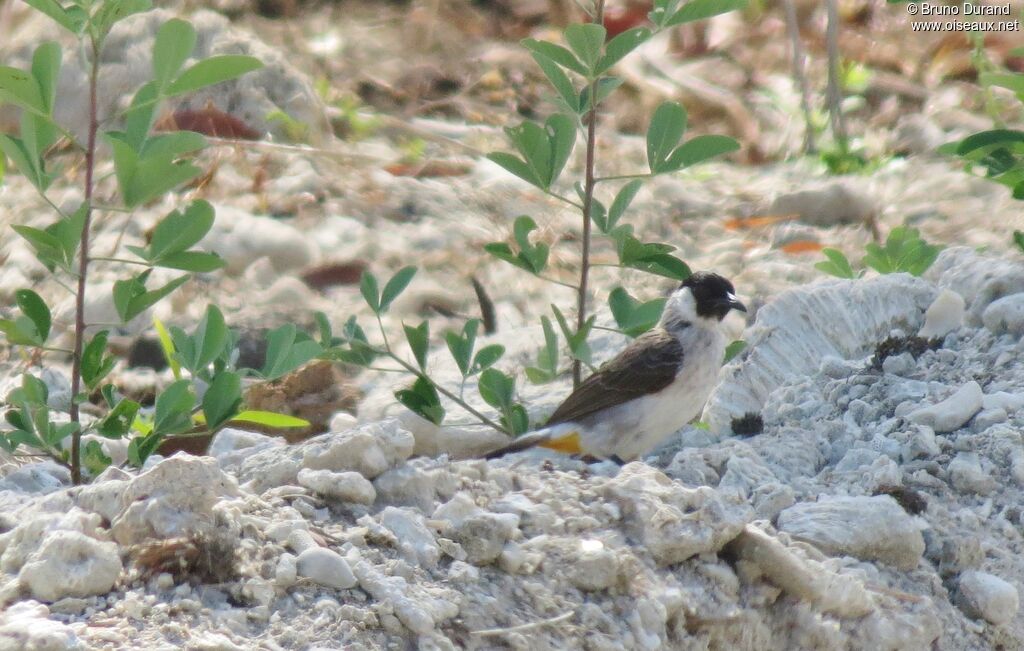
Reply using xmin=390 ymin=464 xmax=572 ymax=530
xmin=68 ymin=39 xmax=101 ymax=485
xmin=90 ymin=256 xmax=150 ymax=266
xmin=593 ymin=173 xmax=651 ymax=184
xmin=781 ymin=0 xmax=816 ymax=154
xmin=574 ymin=0 xmax=605 ymax=389
xmin=386 ymin=351 xmax=509 ymax=434
xmin=824 ymin=0 xmax=847 ymax=151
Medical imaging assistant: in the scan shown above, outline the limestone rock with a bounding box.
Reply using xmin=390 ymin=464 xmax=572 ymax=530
xmin=296 ymin=547 xmax=357 ymax=590
xmin=907 ymin=381 xmax=983 ymax=433
xmin=777 ymin=495 xmax=925 ymax=570
xmin=956 ymin=571 xmax=1019 ymax=625
xmin=19 ymin=530 xmax=122 ymax=601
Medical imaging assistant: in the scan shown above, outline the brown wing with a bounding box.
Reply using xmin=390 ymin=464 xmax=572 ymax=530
xmin=546 ymin=329 xmax=685 ymax=426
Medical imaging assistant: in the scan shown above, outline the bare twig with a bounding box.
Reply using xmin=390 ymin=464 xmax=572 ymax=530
xmin=781 ymin=0 xmax=816 ymax=154
xmin=471 ymin=610 xmax=575 ymax=637
xmin=824 ymin=0 xmax=847 ymax=150
xmin=471 ymin=276 xmax=497 ymax=334
xmin=574 ymin=0 xmax=605 ymax=389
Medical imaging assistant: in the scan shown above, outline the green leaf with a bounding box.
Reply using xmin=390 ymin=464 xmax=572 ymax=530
xmin=503 ymin=403 xmax=530 ymax=435
xmin=486 ymin=152 xmax=541 ymax=187
xmin=472 ymin=344 xmax=504 ymax=374
xmin=31 ymin=42 xmax=61 ymax=115
xmin=153 ymin=19 xmax=197 ymax=90
xmin=202 ymin=371 xmax=242 ymax=430
xmin=380 ymin=266 xmax=417 ymax=313
xmin=360 ymin=271 xmax=381 ymax=313
xmin=191 ymin=305 xmax=230 ymax=371
xmin=551 ymin=305 xmax=594 ymax=364
xmin=531 ymin=52 xmax=580 ymax=113
xmin=666 ymin=0 xmax=747 ymax=26
xmin=395 ymin=377 xmax=445 ymax=425
xmin=607 ymin=179 xmax=643 ymax=232
xmin=815 ymin=248 xmax=856 ymax=278
xmin=520 ymin=39 xmax=588 ymax=76
xmin=478 ymin=368 xmax=515 ymax=409
xmin=148 ymin=200 xmax=216 ymax=261
xmin=445 ymin=320 xmax=479 ymax=376
xmin=166 ymin=55 xmax=263 ymax=96
xmin=152 ymin=316 xmax=181 ymax=380
xmin=125 ymin=82 xmax=160 ymax=151
xmin=230 ymin=410 xmax=310 ymax=428
xmin=96 ymin=398 xmax=140 ymax=439
xmin=83 ymin=440 xmax=113 ymax=476
xmin=15 ymin=289 xmax=51 ymax=343
xmin=261 ymin=324 xmax=322 ymax=380
xmin=487 ymin=216 xmax=549 ymax=274
xmin=0 ymin=66 xmax=44 ymax=114
xmin=608 ymin=287 xmax=666 ymax=337
xmin=92 ymin=0 xmax=151 ymax=37
xmin=564 ymin=23 xmax=606 ymax=73
xmin=724 ymin=339 xmax=746 ymax=363
xmin=956 ymin=129 xmax=1024 ymax=156
xmin=595 ymin=27 xmax=651 ymax=75
xmin=127 ymin=433 xmax=164 ymax=467
xmin=107 ymin=131 xmax=205 ymax=207
xmin=404 ymin=321 xmax=430 ymax=371
xmin=661 ymin=134 xmax=739 ymax=172
xmin=1014 ymin=230 xmax=1024 ymax=254
xmin=980 ymin=72 xmax=1024 ymax=97
xmin=647 ymin=102 xmax=687 ymax=173
xmin=579 ymin=76 xmax=623 ymax=111
xmin=112 ymin=271 xmax=189 ymax=322
xmin=19 ymin=0 xmax=84 ymax=33
xmin=153 ymin=379 xmax=194 ymax=436
xmin=154 ymin=250 xmax=225 ymax=272
xmin=546 ymin=113 xmax=576 ymax=186
xmin=81 ymin=331 xmax=117 ymax=390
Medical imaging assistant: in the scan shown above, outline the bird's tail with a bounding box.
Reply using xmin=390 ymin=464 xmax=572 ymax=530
xmin=484 ymin=425 xmax=582 ymax=460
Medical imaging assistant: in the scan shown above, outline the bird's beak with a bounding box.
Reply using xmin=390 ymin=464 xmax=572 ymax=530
xmin=717 ymin=293 xmax=747 ymax=313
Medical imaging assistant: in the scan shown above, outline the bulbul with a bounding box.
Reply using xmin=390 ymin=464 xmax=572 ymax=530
xmin=486 ymin=272 xmax=746 ymax=462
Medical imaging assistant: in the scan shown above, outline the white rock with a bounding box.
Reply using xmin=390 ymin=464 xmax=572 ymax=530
xmin=907 ymin=381 xmax=983 ymax=433
xmin=346 ymin=548 xmax=459 ymax=635
xmin=601 ymin=464 xmax=752 ymax=566
xmin=705 ymin=274 xmax=935 ymax=433
xmin=209 ymin=428 xmax=283 ymax=462
xmin=982 ymin=293 xmax=1024 ymax=335
xmin=983 ymin=391 xmax=1024 ymax=413
xmin=402 ymin=414 xmax=513 ymax=460
xmin=956 ymin=571 xmax=1019 ymax=625
xmin=732 ymin=524 xmax=874 ymax=618
xmin=948 ymin=452 xmax=996 ymax=495
xmin=329 ymin=411 xmax=358 ymax=432
xmin=926 ymin=247 xmax=1024 ymax=325
xmin=297 ymin=468 xmax=376 ymax=505
xmin=110 ymin=454 xmax=239 ymax=545
xmin=0 ymin=601 xmax=81 ymax=650
xmin=769 ymin=181 xmax=876 ymax=226
xmin=569 ymin=545 xmax=619 ymax=591
xmin=379 ymin=506 xmax=441 ymax=568
xmin=0 ymin=461 xmax=69 ymax=494
xmin=74 ymin=478 xmax=129 ymax=523
xmin=274 ymin=553 xmax=298 ymax=588
xmin=201 ymin=205 xmax=319 ymax=275
xmin=777 ymin=495 xmax=925 ymax=570
xmin=301 ymin=421 xmax=414 ymax=479
xmin=296 ymin=547 xmax=357 ymax=590
xmin=19 ymin=530 xmax=122 ymax=601
xmin=918 ymin=289 xmax=965 ymax=338
xmin=0 ymin=510 xmax=105 ymax=574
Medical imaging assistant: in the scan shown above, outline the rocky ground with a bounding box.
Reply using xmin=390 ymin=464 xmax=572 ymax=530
xmin=2 ymin=1 xmax=1024 ymax=650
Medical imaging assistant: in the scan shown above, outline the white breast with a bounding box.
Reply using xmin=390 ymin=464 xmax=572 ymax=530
xmin=583 ymin=325 xmax=725 ymax=460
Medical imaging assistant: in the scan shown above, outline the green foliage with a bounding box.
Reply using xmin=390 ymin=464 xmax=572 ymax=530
xmin=815 ymin=227 xmax=941 ymax=279
xmin=608 ymin=287 xmax=665 ymax=337
xmin=953 ymin=68 xmax=1024 ymax=203
xmin=0 ymin=3 xmax=292 ymax=482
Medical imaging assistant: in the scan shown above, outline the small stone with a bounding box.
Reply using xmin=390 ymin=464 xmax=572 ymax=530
xmin=329 ymin=411 xmax=358 ymax=432
xmin=973 ymin=408 xmax=1008 ymax=431
xmin=948 ymin=452 xmax=996 ymax=495
xmin=0 ymin=601 xmax=80 ymax=650
xmin=768 ymin=182 xmax=876 ymax=226
xmin=379 ymin=507 xmax=441 ymax=568
xmin=19 ymin=530 xmax=122 ymax=601
xmin=956 ymin=571 xmax=1019 ymax=625
xmin=881 ymin=352 xmax=915 ymax=377
xmin=908 ymin=381 xmax=984 ymax=433
xmin=901 ymin=425 xmax=940 ymax=463
xmin=982 ymin=293 xmax=1024 ymax=336
xmin=569 ymin=545 xmax=619 ymax=591
xmin=275 ymin=553 xmax=298 ymax=587
xmin=777 ymin=495 xmax=925 ymax=570
xmin=296 ymin=547 xmax=357 ymax=590
xmin=983 ymin=391 xmax=1024 ymax=413
xmin=301 ymin=421 xmax=414 ymax=479
xmin=918 ymin=289 xmax=965 ymax=339
xmin=297 ymin=468 xmax=376 ymax=505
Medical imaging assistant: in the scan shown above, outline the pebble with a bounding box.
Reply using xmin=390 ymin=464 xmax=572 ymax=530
xmin=777 ymin=495 xmax=925 ymax=570
xmin=982 ymin=293 xmax=1024 ymax=336
xmin=297 ymin=468 xmax=377 ymax=505
xmin=948 ymin=452 xmax=997 ymax=495
xmin=296 ymin=547 xmax=357 ymax=590
xmin=19 ymin=531 xmax=122 ymax=601
xmin=956 ymin=571 xmax=1019 ymax=625
xmin=569 ymin=544 xmax=619 ymax=591
xmin=918 ymin=289 xmax=965 ymax=338
xmin=907 ymin=381 xmax=983 ymax=433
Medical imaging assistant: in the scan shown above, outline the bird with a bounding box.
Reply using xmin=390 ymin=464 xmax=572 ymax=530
xmin=486 ymin=271 xmax=746 ymax=463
